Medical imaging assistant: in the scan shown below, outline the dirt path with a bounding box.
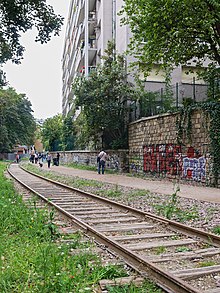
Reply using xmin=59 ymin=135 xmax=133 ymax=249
xmin=47 ymin=165 xmax=220 ymax=204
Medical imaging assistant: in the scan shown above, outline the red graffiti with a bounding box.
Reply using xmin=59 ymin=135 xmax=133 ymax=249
xmin=143 ymin=144 xmax=182 ymax=175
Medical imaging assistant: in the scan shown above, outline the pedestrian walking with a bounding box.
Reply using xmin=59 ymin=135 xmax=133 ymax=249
xmin=34 ymin=153 xmax=38 ymax=164
xmin=97 ymin=150 xmax=108 ymax=174
xmin=15 ymin=153 xmax=20 ymax=163
xmin=47 ymin=152 xmax=52 ymax=168
xmin=30 ymin=149 xmax=35 ymax=163
xmin=56 ymin=152 xmax=60 ymax=166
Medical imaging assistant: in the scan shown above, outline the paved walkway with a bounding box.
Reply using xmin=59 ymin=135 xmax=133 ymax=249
xmin=48 ymin=165 xmax=220 ymax=204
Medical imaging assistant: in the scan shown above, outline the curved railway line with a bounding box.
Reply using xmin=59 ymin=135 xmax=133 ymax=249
xmin=8 ymin=163 xmax=220 ymax=293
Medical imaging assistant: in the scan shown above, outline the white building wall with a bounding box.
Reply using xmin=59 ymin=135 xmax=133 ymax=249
xmin=96 ymin=0 xmax=113 ymax=63
xmin=62 ymin=0 xmax=208 ymax=116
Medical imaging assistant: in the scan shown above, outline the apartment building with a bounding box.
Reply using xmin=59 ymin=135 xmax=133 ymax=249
xmin=62 ymin=0 xmax=208 ymax=117
xmin=62 ymin=0 xmax=115 ymax=115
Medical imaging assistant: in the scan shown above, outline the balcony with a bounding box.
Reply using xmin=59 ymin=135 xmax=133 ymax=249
xmin=89 ymin=0 xmax=96 ymax=11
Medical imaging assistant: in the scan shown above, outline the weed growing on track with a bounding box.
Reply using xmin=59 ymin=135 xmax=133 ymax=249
xmin=99 ymin=184 xmax=123 ymax=198
xmin=107 ymin=280 xmax=163 ymax=292
xmin=24 ymin=163 xmax=103 ymax=189
xmin=128 ymin=189 xmax=150 ymax=197
xmin=153 ymin=185 xmax=199 ymax=222
xmin=23 ymin=163 xmax=201 ymax=225
xmin=4 ymin=162 xmax=163 ymax=292
xmin=196 ymin=260 xmax=217 ymax=268
xmin=211 ymin=225 xmax=220 ymax=235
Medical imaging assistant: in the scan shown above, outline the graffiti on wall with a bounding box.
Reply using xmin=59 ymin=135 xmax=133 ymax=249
xmin=182 ymin=147 xmax=206 ymax=182
xmin=143 ymin=144 xmax=182 ymax=175
xmin=143 ymin=144 xmax=207 ymax=182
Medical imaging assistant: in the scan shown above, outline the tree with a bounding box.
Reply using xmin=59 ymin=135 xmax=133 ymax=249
xmin=62 ymin=115 xmax=76 ymax=151
xmin=0 ymin=87 xmax=36 ymax=152
xmin=41 ymin=114 xmax=63 ymax=151
xmin=121 ymin=0 xmax=220 ymax=74
xmin=72 ymin=42 xmax=137 ymax=150
xmin=0 ymin=0 xmax=63 ymax=85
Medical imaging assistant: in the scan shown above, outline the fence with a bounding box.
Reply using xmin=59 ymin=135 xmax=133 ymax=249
xmin=129 ymin=80 xmax=220 ymax=121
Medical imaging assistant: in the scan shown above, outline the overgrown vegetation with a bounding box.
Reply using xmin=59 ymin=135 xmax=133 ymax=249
xmin=120 ymin=1 xmax=220 ymax=76
xmin=107 ymin=280 xmax=163 ymax=293
xmin=23 ymin=163 xmax=202 ymax=225
xmin=153 ymin=185 xmax=199 ymax=222
xmin=0 ymin=87 xmax=36 ymax=152
xmin=177 ymin=101 xmax=220 ymax=186
xmin=196 ymin=260 xmax=217 ymax=268
xmin=99 ymin=184 xmax=123 ymax=198
xmin=72 ymin=41 xmax=138 ymax=150
xmin=40 ymin=114 xmax=63 ymax=151
xmin=2 ymin=162 xmax=163 ymax=291
xmin=211 ymin=225 xmax=220 ymax=235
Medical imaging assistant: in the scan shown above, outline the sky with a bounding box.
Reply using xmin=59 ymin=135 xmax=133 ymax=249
xmin=3 ymin=0 xmax=71 ymax=120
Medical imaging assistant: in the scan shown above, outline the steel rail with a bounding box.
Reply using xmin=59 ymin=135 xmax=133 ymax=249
xmin=8 ymin=164 xmax=219 ymax=293
xmin=19 ymin=164 xmax=220 ymax=247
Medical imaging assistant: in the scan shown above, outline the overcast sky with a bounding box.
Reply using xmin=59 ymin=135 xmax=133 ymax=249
xmin=3 ymin=1 xmax=71 ymax=120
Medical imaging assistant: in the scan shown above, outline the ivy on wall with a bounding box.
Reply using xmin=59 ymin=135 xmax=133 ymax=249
xmin=177 ymin=101 xmax=220 ymax=186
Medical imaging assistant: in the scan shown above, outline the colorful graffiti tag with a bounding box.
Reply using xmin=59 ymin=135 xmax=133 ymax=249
xmin=143 ymin=144 xmax=206 ymax=182
xmin=143 ymin=144 xmax=182 ymax=175
xmin=183 ymin=147 xmax=206 ymax=181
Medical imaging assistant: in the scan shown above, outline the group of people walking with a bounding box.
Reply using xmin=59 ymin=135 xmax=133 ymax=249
xmin=18 ymin=146 xmax=108 ymax=174
xmin=29 ymin=150 xmax=60 ymax=169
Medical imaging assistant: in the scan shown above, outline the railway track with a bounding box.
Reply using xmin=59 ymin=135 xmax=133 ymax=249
xmin=8 ymin=163 xmax=220 ymax=293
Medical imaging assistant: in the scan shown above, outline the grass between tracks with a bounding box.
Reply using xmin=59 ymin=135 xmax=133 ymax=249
xmin=1 ymin=162 xmax=162 ymax=293
xmin=23 ymin=162 xmax=200 ymax=224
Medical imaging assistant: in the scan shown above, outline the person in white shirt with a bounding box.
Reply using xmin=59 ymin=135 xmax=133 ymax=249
xmin=97 ymin=150 xmax=108 ymax=174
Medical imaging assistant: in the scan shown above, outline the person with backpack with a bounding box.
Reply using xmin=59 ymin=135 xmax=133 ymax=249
xmin=97 ymin=150 xmax=108 ymax=174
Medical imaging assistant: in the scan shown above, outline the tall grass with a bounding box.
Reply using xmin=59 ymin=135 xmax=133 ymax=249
xmin=1 ymin=163 xmax=162 ymax=292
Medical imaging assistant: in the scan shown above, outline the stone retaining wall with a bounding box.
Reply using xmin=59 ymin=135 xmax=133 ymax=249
xmin=51 ymin=150 xmax=129 ymax=172
xmin=128 ymin=110 xmax=214 ymax=185
xmin=50 ymin=109 xmax=218 ymax=186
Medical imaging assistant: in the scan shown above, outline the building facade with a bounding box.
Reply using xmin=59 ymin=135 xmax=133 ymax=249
xmin=62 ymin=0 xmax=116 ymax=116
xmin=62 ymin=0 xmax=208 ymax=117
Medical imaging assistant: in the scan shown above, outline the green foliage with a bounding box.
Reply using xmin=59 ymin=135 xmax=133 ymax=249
xmin=72 ymin=41 xmax=138 ymax=149
xmin=177 ymin=104 xmax=194 ymax=145
xmin=128 ymin=189 xmax=149 ymax=197
xmin=155 ymin=185 xmax=180 ymax=220
xmin=175 ymin=247 xmax=192 ymax=253
xmin=211 ymin=225 xmax=220 ymax=235
xmin=0 ymin=87 xmax=36 ymax=152
xmin=0 ymin=162 xmax=150 ymax=292
xmin=24 ymin=163 xmax=103 ymax=189
xmin=199 ymin=66 xmax=220 ymax=102
xmin=0 ymin=0 xmax=63 ymax=85
xmin=154 ymin=246 xmax=166 ymax=255
xmin=102 ymin=184 xmax=123 ymax=198
xmin=62 ymin=115 xmax=76 ymax=151
xmin=121 ymin=0 xmax=220 ymax=76
xmin=41 ymin=114 xmax=63 ymax=151
xmin=73 ymin=112 xmax=93 ymax=150
xmin=177 ymin=101 xmax=220 ymax=186
xmin=196 ymin=260 xmax=217 ymax=268
xmin=154 ymin=185 xmax=199 ymax=221
xmin=107 ymin=280 xmax=162 ymax=293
